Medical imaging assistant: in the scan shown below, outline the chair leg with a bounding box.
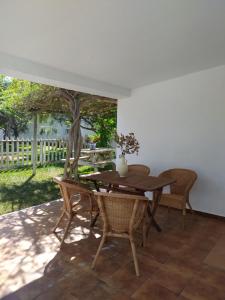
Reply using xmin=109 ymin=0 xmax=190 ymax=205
xmin=142 ymin=223 xmax=147 ymax=247
xmin=52 ymin=210 xmax=65 ymax=233
xmin=90 ymin=208 xmax=93 ymax=226
xmin=187 ymin=200 xmax=193 ymax=213
xmin=90 ymin=212 xmax=99 ymax=228
xmin=130 ymin=237 xmax=140 ymax=276
xmin=60 ymin=215 xmax=72 ymax=246
xmin=182 ymin=208 xmax=186 ymax=230
xmin=92 ymin=234 xmax=106 ymax=269
xmin=167 ymin=206 xmax=170 ymax=220
xmin=142 ymin=215 xmax=148 ymax=247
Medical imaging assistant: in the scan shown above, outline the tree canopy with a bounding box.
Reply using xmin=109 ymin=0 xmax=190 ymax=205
xmin=0 ymin=75 xmax=117 ymax=146
xmin=0 ymin=75 xmax=33 ymax=138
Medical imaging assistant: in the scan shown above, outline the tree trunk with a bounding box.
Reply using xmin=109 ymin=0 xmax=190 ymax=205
xmin=63 ymin=94 xmax=82 ymax=179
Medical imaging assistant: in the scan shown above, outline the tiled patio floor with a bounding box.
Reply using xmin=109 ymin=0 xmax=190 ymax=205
xmin=0 ymin=199 xmax=225 ymax=300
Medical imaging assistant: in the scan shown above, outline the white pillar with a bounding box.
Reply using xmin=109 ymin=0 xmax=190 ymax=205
xmin=32 ymin=113 xmax=38 ymax=175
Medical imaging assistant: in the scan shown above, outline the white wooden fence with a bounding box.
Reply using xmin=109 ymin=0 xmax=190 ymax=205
xmin=0 ymin=139 xmax=67 ymax=170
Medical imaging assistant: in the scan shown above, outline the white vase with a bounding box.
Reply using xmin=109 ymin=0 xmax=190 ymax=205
xmin=117 ymin=155 xmax=128 ymax=176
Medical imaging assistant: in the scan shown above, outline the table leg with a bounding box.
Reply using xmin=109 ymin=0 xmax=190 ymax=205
xmin=90 ymin=181 xmax=112 ymax=227
xmin=90 ymin=180 xmax=100 ymax=227
xmin=106 ymin=183 xmax=112 ymax=192
xmin=147 ymin=205 xmax=162 ymax=232
xmin=146 ymin=188 xmax=162 ymax=237
xmin=94 ymin=180 xmax=111 ymax=193
xmin=93 ymin=180 xmax=100 ymax=192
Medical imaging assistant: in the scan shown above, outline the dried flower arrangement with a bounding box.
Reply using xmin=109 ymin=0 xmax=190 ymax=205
xmin=115 ymin=132 xmax=140 ymax=157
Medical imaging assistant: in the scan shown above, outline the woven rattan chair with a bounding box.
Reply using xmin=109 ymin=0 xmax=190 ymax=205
xmin=158 ymin=168 xmax=197 ymax=228
xmin=92 ymin=192 xmax=148 ymax=276
xmin=128 ymin=164 xmax=150 ymax=175
xmin=111 ymin=164 xmax=150 ymax=195
xmin=53 ymin=176 xmax=98 ymax=245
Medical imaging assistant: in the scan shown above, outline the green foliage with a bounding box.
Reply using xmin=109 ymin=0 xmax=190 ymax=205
xmin=78 ymin=165 xmax=94 ymax=174
xmin=0 ymin=74 xmax=117 ymax=144
xmin=0 ymin=76 xmax=35 ymax=138
xmin=89 ymin=134 xmax=100 ymax=143
xmin=81 ymin=100 xmax=117 ymax=147
xmin=96 ymin=113 xmax=116 ymax=147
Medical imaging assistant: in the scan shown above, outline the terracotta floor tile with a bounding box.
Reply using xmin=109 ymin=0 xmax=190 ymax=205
xmin=91 ymin=258 xmax=126 ymax=284
xmin=204 ymin=234 xmax=225 ymax=271
xmin=1 ymin=295 xmax=21 ymax=300
xmin=181 ymin=277 xmax=225 ymax=300
xmin=194 ymin=264 xmax=225 ymax=293
xmin=79 ymin=282 xmax=113 ymax=300
xmin=173 ymin=245 xmax=209 ymax=265
xmin=35 ymin=288 xmax=79 ymax=300
xmin=137 ymin=251 xmax=164 ymax=271
xmin=107 ymin=263 xmax=150 ymax=296
xmin=131 ymin=279 xmax=179 ymax=300
xmin=110 ymin=293 xmax=132 ymax=300
xmin=165 ymin=255 xmax=203 ymax=276
xmin=141 ymin=242 xmax=172 ymax=263
xmin=1 ymin=202 xmax=225 ymax=300
xmin=151 ymin=265 xmax=192 ymax=294
xmin=58 ymin=272 xmax=102 ymax=298
xmin=177 ymin=296 xmax=190 ymax=300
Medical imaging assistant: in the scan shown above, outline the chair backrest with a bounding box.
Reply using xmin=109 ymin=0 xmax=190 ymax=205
xmin=128 ymin=164 xmax=150 ymax=175
xmin=53 ymin=176 xmax=93 ymax=213
xmin=95 ymin=192 xmax=148 ymax=234
xmin=159 ymin=169 xmax=197 ymax=196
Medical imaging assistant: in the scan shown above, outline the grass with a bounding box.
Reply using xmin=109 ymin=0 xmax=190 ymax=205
xmin=0 ymin=163 xmax=95 ymax=215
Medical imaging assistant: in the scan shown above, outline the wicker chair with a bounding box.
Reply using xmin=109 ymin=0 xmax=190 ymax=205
xmin=53 ymin=176 xmax=98 ymax=245
xmin=128 ymin=164 xmax=150 ymax=175
xmin=112 ymin=164 xmax=150 ymax=195
xmin=158 ymin=168 xmax=197 ymax=228
xmin=92 ymin=192 xmax=148 ymax=276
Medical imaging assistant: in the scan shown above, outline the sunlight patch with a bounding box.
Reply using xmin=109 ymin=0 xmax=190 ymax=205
xmin=76 ymin=214 xmax=88 ymax=221
xmin=70 ymin=256 xmax=76 ymax=261
xmin=94 ymin=233 xmax=101 ymax=239
xmin=24 ymin=218 xmax=34 ymax=224
xmin=19 ymin=240 xmax=32 ymax=251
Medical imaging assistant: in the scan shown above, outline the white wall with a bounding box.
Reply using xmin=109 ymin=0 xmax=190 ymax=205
xmin=117 ymin=65 xmax=225 ymax=217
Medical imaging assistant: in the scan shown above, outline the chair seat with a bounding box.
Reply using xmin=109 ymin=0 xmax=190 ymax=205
xmin=160 ymin=193 xmax=185 ymax=209
xmin=158 ymin=168 xmax=197 ymax=229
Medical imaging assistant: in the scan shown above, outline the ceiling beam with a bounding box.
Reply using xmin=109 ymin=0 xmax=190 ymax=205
xmin=0 ymin=51 xmax=131 ymax=99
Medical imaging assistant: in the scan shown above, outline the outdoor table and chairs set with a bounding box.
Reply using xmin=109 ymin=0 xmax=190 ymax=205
xmin=53 ymin=165 xmax=197 ymax=276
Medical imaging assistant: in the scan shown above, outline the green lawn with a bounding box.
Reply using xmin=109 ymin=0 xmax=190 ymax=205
xmin=0 ymin=163 xmax=94 ymax=215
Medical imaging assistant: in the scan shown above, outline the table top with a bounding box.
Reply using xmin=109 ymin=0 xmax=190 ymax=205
xmin=84 ymin=170 xmax=175 ymax=192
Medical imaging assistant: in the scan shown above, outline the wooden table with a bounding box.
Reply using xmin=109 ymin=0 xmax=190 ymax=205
xmin=84 ymin=170 xmax=175 ymax=236
xmin=61 ymin=148 xmax=116 ymax=173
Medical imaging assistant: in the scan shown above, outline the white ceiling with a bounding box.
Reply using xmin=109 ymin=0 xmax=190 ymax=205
xmin=0 ymin=0 xmax=225 ymax=97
